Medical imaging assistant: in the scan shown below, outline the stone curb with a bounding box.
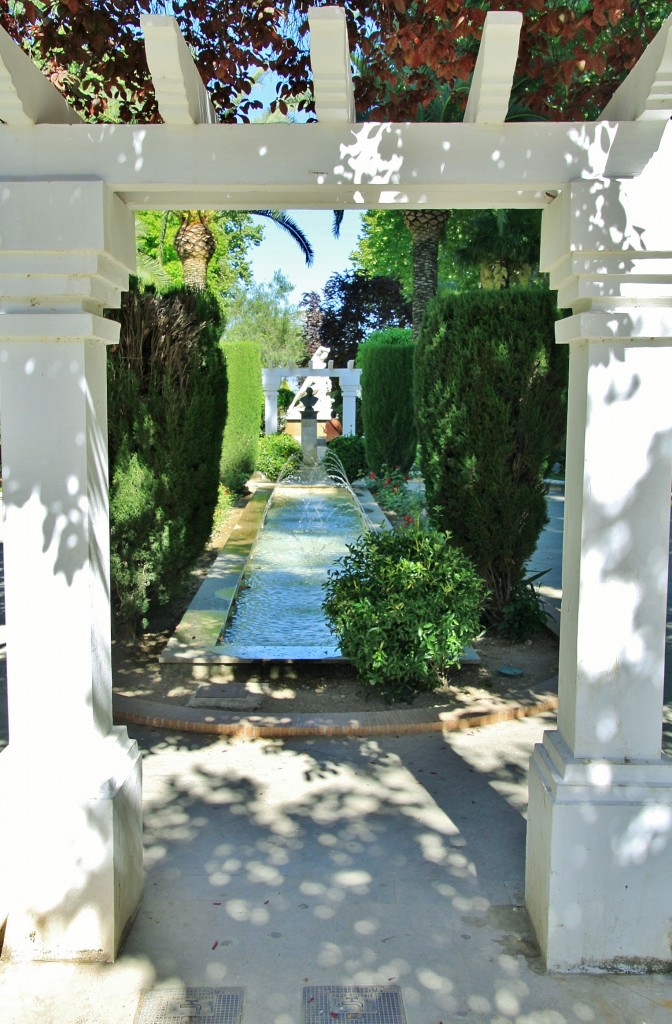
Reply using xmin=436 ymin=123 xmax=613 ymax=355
xmin=113 ymin=678 xmax=558 ymax=739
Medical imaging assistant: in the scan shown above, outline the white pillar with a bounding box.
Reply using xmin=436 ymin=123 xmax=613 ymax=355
xmin=526 ymin=175 xmax=672 ymax=971
xmin=0 ymin=181 xmax=143 ymax=962
xmin=340 ymin=369 xmax=361 ymax=437
xmin=262 ymin=368 xmax=282 ymax=435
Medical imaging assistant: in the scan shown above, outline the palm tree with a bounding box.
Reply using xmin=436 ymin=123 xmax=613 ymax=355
xmin=171 ymin=209 xmax=314 ymax=291
xmin=365 ymin=77 xmax=547 ymax=337
xmin=173 ymin=211 xmax=218 ymax=290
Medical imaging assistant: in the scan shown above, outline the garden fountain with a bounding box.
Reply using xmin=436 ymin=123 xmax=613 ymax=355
xmin=159 ymin=447 xmax=389 ymax=673
xmin=217 ymin=449 xmax=373 ymax=659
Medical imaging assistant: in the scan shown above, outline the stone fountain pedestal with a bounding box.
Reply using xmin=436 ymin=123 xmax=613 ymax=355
xmin=300 ymin=386 xmax=319 ymax=465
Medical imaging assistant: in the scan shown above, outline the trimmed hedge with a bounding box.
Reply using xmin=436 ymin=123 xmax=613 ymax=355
xmin=219 ymin=340 xmax=263 ymax=492
xmin=108 ymin=287 xmax=226 ymax=630
xmin=257 ymin=433 xmax=302 ymax=481
xmin=326 ymin=434 xmax=368 ymax=483
xmin=358 ymin=327 xmax=416 ymax=474
xmin=414 ymin=288 xmax=567 ymax=620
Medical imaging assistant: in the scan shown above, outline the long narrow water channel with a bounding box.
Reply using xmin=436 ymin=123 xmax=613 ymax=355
xmin=217 ymin=484 xmax=365 ymax=660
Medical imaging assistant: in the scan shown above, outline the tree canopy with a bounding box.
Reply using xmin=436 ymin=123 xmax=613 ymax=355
xmin=317 ymin=271 xmax=411 ymax=366
xmin=221 ymin=271 xmax=308 ymax=367
xmin=2 ymin=2 xmax=669 ymax=124
xmin=135 ymin=209 xmax=262 ymax=299
xmin=352 ymin=208 xmax=544 ymax=295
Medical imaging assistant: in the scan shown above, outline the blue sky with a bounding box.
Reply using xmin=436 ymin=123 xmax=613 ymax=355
xmin=247 ymin=208 xmax=364 ymax=305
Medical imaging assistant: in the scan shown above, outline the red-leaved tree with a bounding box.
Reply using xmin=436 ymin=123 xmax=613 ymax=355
xmin=1 ymin=2 xmax=668 ymax=124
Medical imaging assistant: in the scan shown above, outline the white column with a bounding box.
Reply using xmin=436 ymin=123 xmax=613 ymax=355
xmin=340 ymin=368 xmax=361 ymax=437
xmin=526 ymin=174 xmax=672 ymax=971
xmin=0 ymin=181 xmax=143 ymax=962
xmin=262 ymin=367 xmax=282 ymax=435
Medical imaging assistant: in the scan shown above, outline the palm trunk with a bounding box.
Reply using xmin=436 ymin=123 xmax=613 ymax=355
xmin=403 ymin=210 xmax=449 ymax=338
xmin=174 ymin=213 xmax=216 ymax=290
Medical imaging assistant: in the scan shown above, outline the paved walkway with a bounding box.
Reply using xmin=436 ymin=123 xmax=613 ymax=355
xmin=4 ymin=715 xmax=672 ymax=1024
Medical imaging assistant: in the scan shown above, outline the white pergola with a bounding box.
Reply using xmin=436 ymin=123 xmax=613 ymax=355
xmin=1 ymin=6 xmax=671 ymax=971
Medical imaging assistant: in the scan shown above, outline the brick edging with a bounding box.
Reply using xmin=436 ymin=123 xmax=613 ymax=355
xmin=113 ymin=686 xmax=559 ymax=739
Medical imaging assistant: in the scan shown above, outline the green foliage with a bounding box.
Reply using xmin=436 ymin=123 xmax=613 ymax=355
xmin=323 ymin=525 xmax=486 ymax=701
xmin=318 ymin=271 xmax=411 ymax=366
xmin=277 ymin=383 xmax=295 ymax=412
xmin=219 ymin=340 xmax=263 ymax=492
xmin=326 ymin=435 xmax=368 ymax=483
xmin=135 ymin=210 xmax=262 ymax=304
xmin=415 ymin=288 xmax=567 ymax=621
xmin=351 ymin=208 xmax=544 ymax=297
xmin=221 ymin=270 xmax=308 ymax=367
xmin=359 ymin=327 xmax=416 ymax=474
xmin=257 ymin=433 xmax=302 ymax=481
xmin=498 ymin=572 xmax=549 ymax=643
xmin=108 ymin=288 xmax=226 ymax=630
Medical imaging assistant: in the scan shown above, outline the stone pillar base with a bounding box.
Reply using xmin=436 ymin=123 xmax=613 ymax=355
xmin=0 ymin=728 xmax=143 ymax=963
xmin=526 ymin=730 xmax=672 ymax=972
xmin=301 ymin=417 xmax=318 ymax=465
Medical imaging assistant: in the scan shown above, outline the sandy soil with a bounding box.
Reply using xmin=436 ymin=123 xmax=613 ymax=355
xmin=112 ymin=498 xmax=559 ymax=715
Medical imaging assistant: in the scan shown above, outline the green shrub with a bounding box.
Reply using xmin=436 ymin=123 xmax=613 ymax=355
xmin=219 ymin=340 xmax=263 ymax=492
xmin=327 ymin=435 xmax=368 ymax=482
xmin=358 ymin=327 xmax=416 ymax=474
xmin=322 ymin=525 xmax=486 ymax=701
xmin=257 ymin=433 xmax=302 ymax=480
xmin=108 ymin=287 xmax=226 ymax=630
xmin=498 ymin=572 xmax=549 ymax=642
xmin=368 ymin=466 xmax=424 ymax=521
xmin=414 ymin=288 xmax=567 ymax=621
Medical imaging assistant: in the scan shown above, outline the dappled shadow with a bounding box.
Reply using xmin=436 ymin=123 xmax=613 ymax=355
xmin=93 ymin=720 xmax=672 ymax=1023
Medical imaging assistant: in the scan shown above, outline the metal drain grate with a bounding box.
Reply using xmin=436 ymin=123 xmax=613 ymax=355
xmin=302 ymin=986 xmax=406 ymax=1024
xmin=135 ymin=987 xmax=244 ymax=1024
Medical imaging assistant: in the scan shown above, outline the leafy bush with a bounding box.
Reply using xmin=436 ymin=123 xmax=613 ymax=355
xmin=498 ymin=572 xmax=549 ymax=642
xmin=108 ymin=287 xmax=226 ymax=630
xmin=257 ymin=433 xmax=302 ymax=480
xmin=368 ymin=466 xmax=424 ymax=521
xmin=327 ymin=434 xmax=368 ymax=482
xmin=358 ymin=327 xmax=416 ymax=474
xmin=219 ymin=340 xmax=263 ymax=492
xmin=323 ymin=525 xmax=486 ymax=701
xmin=415 ymin=288 xmax=567 ymax=621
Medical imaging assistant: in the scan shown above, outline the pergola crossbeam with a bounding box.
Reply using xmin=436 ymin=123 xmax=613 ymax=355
xmin=309 ymin=5 xmax=355 ymax=123
xmin=463 ymin=11 xmax=522 ymax=124
xmin=600 ymin=11 xmax=672 ymax=120
xmin=1 ymin=120 xmax=667 ymax=211
xmin=0 ymin=25 xmax=81 ymax=124
xmin=141 ymin=14 xmax=217 ymax=125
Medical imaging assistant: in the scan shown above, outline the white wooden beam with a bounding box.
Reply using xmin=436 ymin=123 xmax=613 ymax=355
xmin=600 ymin=12 xmax=672 ymax=121
xmin=463 ymin=11 xmax=522 ymax=124
xmin=0 ymin=119 xmax=667 ymax=212
xmin=0 ymin=25 xmax=81 ymax=124
xmin=141 ymin=14 xmax=217 ymax=125
xmin=309 ymin=5 xmax=355 ymax=123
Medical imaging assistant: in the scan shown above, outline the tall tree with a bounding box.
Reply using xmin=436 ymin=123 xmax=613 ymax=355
xmin=2 ymin=3 xmax=668 ymax=124
xmin=137 ymin=208 xmax=313 ymax=294
xmin=353 ymin=208 xmax=544 ymax=296
xmin=317 ymin=271 xmax=411 ymax=366
xmin=222 ymin=271 xmax=308 ymax=367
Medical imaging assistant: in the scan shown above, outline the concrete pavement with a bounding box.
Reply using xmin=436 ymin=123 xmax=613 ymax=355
xmin=3 ymin=716 xmax=672 ymax=1023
